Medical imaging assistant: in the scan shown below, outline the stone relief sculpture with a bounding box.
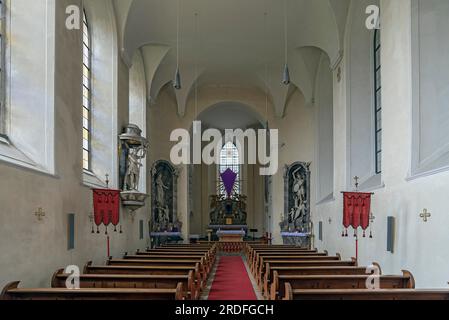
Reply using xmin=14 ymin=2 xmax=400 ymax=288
xmin=281 ymin=162 xmax=311 ymax=232
xmin=151 ymin=160 xmax=180 ymax=232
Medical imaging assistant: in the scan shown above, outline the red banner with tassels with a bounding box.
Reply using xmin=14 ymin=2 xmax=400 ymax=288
xmin=342 ymin=192 xmax=372 ymax=237
xmin=93 ymin=189 xmax=121 ymax=233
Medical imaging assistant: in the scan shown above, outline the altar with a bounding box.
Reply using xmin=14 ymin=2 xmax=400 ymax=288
xmin=208 ymin=168 xmax=249 ymax=248
xmin=281 ymin=232 xmax=311 ymax=248
xmin=216 ymin=229 xmax=246 ymax=242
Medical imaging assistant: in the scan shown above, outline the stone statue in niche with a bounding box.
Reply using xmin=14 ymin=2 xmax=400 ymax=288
xmin=119 ymin=124 xmax=149 ymax=213
xmin=124 ymin=144 xmax=147 ymax=191
xmin=281 ymin=162 xmax=311 ymax=232
xmin=151 ymin=160 xmax=179 ymax=233
xmin=155 ymin=173 xmax=169 ymax=207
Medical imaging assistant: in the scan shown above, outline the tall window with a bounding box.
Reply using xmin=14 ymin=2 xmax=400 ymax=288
xmin=218 ymin=142 xmax=240 ymax=195
xmin=0 ymin=0 xmax=6 ymax=136
xmin=374 ymin=29 xmax=382 ymax=174
xmin=82 ymin=10 xmax=92 ymax=171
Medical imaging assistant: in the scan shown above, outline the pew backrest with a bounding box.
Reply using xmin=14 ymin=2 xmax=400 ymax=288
xmin=271 ymin=270 xmax=415 ymax=300
xmin=283 ymin=283 xmax=449 ymax=300
xmin=1 ymin=281 xmax=184 ymax=300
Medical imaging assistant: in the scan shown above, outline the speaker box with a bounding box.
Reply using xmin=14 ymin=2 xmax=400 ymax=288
xmin=387 ymin=216 xmax=395 ymax=253
xmin=318 ymin=221 xmax=323 ymax=241
xmin=68 ymin=213 xmax=75 ymax=250
xmin=139 ymin=220 xmax=144 ymax=240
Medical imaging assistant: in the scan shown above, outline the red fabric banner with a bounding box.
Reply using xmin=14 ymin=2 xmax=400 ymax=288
xmin=93 ymin=189 xmax=120 ymax=227
xmin=342 ymin=192 xmax=372 ymax=231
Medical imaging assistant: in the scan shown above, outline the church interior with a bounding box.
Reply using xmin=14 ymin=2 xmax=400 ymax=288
xmin=1 ymin=0 xmax=449 ymax=302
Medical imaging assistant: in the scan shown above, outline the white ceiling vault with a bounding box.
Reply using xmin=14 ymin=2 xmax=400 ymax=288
xmin=114 ymin=0 xmax=350 ymax=117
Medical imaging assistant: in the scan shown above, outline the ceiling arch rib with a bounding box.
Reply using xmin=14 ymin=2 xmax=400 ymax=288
xmin=141 ymin=44 xmax=171 ymax=104
xmin=117 ymin=0 xmax=348 ymax=117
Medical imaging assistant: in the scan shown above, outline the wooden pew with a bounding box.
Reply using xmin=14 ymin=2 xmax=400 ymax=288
xmin=84 ymin=261 xmax=203 ymax=291
xmin=248 ymin=247 xmax=320 ymax=265
xmin=253 ymin=253 xmax=341 ymax=276
xmin=107 ymin=258 xmax=208 ymax=283
xmin=249 ymin=249 xmax=322 ymax=270
xmin=282 ymin=283 xmax=449 ymax=300
xmin=246 ymin=246 xmax=316 ymax=261
xmin=1 ymin=281 xmax=184 ymax=300
xmin=271 ymin=270 xmax=415 ymax=300
xmin=51 ymin=268 xmax=198 ymax=300
xmin=125 ymin=254 xmax=212 ymax=273
xmin=145 ymin=248 xmax=216 ymax=260
xmin=262 ymin=261 xmax=367 ymax=298
xmin=136 ymin=250 xmax=215 ymax=265
xmin=155 ymin=244 xmax=216 ymax=251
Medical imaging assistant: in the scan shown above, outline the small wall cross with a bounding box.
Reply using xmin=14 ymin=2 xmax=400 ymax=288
xmin=420 ymin=209 xmax=431 ymax=222
xmin=35 ymin=208 xmax=46 ymax=221
xmin=354 ymin=176 xmax=360 ymax=191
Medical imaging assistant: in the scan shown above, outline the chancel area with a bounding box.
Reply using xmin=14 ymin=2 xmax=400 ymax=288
xmin=1 ymin=0 xmax=449 ymax=302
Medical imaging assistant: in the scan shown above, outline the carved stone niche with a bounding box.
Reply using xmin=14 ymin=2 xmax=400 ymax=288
xmin=151 ymin=160 xmax=180 ymax=233
xmin=280 ymin=162 xmax=312 ymax=233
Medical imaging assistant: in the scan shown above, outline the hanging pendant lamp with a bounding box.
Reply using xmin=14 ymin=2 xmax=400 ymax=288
xmin=282 ymin=63 xmax=291 ymax=85
xmin=282 ymin=0 xmax=290 ymax=86
xmin=173 ymin=0 xmax=182 ymax=90
xmin=174 ymin=67 xmax=182 ymax=90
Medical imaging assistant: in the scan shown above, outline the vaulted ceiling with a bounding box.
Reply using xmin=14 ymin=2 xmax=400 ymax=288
xmin=114 ymin=0 xmax=351 ymax=117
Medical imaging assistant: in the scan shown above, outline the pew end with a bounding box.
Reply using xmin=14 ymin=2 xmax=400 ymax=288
xmin=283 ymin=282 xmax=293 ymax=300
xmin=373 ymin=262 xmax=382 ymax=275
xmin=175 ymin=282 xmax=185 ymax=300
xmin=1 ymin=281 xmax=21 ymax=300
xmin=270 ymin=270 xmax=280 ymax=300
xmin=50 ymin=269 xmax=65 ymax=288
xmin=401 ymin=270 xmax=415 ymax=289
xmin=83 ymin=261 xmax=93 ymax=274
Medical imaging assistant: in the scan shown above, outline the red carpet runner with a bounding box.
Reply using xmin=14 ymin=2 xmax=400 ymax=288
xmin=208 ymin=256 xmax=257 ymax=300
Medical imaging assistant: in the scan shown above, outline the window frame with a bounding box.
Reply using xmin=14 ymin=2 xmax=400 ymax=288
xmin=373 ymin=28 xmax=382 ymax=175
xmin=82 ymin=9 xmax=92 ymax=172
xmin=0 ymin=0 xmax=7 ymax=137
xmin=218 ymin=141 xmax=241 ymax=196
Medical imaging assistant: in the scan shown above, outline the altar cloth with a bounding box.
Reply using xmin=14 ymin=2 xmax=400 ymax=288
xmin=280 ymin=232 xmax=310 ymax=237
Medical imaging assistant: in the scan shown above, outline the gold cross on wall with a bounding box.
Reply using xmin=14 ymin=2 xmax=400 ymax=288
xmin=35 ymin=208 xmax=46 ymax=221
xmin=419 ymin=209 xmax=431 ymax=222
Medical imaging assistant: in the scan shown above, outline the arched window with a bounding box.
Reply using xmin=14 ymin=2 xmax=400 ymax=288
xmin=374 ymin=29 xmax=382 ymax=174
xmin=218 ymin=142 xmax=240 ymax=195
xmin=82 ymin=9 xmax=92 ymax=171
